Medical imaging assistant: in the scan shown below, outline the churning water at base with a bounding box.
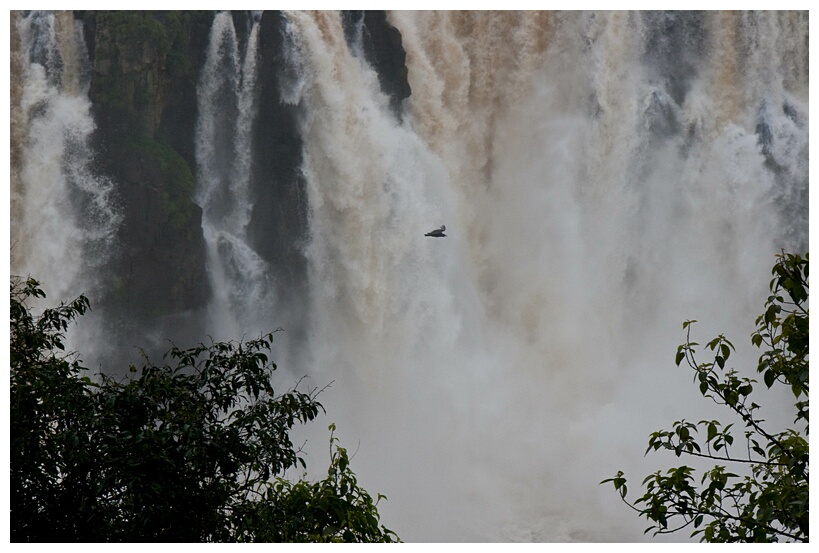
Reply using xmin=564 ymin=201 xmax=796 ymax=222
xmin=10 ymin=11 xmax=808 ymax=542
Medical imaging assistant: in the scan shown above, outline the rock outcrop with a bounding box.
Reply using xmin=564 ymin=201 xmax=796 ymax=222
xmin=81 ymin=11 xmax=213 ymax=326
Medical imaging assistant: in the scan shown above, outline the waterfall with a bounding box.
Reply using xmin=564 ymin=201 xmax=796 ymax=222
xmin=10 ymin=10 xmax=120 ymax=308
xmin=280 ymin=11 xmax=807 ymax=541
xmin=10 ymin=10 xmax=807 ymax=543
xmin=195 ymin=12 xmax=270 ymax=339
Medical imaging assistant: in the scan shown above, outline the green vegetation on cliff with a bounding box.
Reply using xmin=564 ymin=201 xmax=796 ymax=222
xmin=86 ymin=11 xmax=209 ymax=142
xmin=131 ymin=137 xmax=196 ymax=230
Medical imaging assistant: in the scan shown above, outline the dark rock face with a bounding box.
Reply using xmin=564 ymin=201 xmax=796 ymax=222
xmin=248 ymin=12 xmax=308 ymax=293
xmin=82 ymin=12 xmax=213 ymax=323
xmin=341 ymin=10 xmax=412 ymax=117
xmin=77 ymin=11 xmax=214 ymax=355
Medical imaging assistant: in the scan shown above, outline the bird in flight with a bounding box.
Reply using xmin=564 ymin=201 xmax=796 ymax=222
xmin=425 ymin=224 xmax=446 ymax=237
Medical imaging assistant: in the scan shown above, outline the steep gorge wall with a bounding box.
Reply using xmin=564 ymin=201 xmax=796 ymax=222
xmin=70 ymin=10 xmax=410 ymax=347
xmin=80 ymin=11 xmax=214 ymax=326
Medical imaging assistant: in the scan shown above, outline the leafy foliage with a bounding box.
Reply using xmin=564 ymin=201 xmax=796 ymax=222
xmin=238 ymin=424 xmax=398 ymax=542
xmin=602 ymin=252 xmax=808 ymax=542
xmin=10 ymin=276 xmax=399 ymax=542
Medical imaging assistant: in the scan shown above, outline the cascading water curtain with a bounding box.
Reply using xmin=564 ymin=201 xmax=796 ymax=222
xmin=277 ymin=11 xmax=807 ymax=542
xmin=195 ymin=11 xmax=273 ymax=340
xmin=10 ymin=10 xmax=121 ymax=309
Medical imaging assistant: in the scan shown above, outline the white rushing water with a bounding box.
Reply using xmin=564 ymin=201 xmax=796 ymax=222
xmin=195 ymin=11 xmax=272 ymax=339
xmin=279 ymin=11 xmax=807 ymax=541
xmin=11 ymin=11 xmax=121 ymax=305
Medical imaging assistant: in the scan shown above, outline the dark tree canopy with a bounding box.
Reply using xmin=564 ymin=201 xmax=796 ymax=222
xmin=10 ymin=276 xmax=399 ymax=542
xmin=603 ymin=252 xmax=808 ymax=542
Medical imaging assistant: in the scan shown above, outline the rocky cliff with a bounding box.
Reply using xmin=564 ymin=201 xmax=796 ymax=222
xmin=80 ymin=11 xmax=213 ymax=327
xmin=72 ymin=10 xmax=410 ymax=342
